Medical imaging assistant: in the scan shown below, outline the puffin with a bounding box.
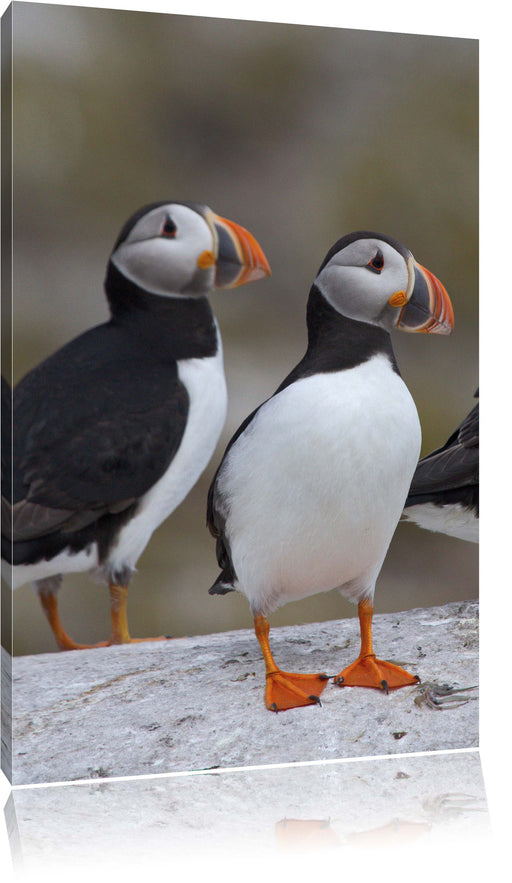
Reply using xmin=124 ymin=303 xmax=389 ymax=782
xmin=207 ymin=230 xmax=454 ymax=712
xmin=403 ymin=391 xmax=478 ymax=542
xmin=2 ymin=200 xmax=270 ymax=651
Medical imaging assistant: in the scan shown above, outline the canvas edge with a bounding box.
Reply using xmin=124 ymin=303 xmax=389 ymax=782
xmin=1 ymin=1 xmax=14 ymax=785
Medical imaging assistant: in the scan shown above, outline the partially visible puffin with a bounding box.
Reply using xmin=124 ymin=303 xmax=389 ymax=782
xmin=208 ymin=231 xmax=454 ymax=712
xmin=2 ymin=201 xmax=270 ymax=650
xmin=403 ymin=391 xmax=478 ymax=542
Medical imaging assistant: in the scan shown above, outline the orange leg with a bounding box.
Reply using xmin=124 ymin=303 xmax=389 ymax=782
xmin=254 ymin=615 xmax=329 ymax=712
xmin=38 ymin=584 xmax=169 ymax=651
xmin=106 ymin=583 xmax=169 ymax=645
xmin=38 ymin=589 xmax=107 ymax=651
xmin=333 ymin=599 xmax=419 ymax=693
xmin=108 ymin=584 xmax=131 ymax=644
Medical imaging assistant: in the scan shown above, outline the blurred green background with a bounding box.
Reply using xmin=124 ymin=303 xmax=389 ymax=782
xmin=6 ymin=3 xmax=478 ymax=656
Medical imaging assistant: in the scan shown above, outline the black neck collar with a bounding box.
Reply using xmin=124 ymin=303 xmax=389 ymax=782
xmin=104 ymin=260 xmax=219 ymax=360
xmin=276 ymin=284 xmax=399 ymax=392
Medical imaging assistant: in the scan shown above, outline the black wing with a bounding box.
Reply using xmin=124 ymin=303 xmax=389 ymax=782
xmin=207 ymin=403 xmax=263 ymax=592
xmin=405 ymin=399 xmax=479 ymax=506
xmin=8 ymin=323 xmax=189 ymax=548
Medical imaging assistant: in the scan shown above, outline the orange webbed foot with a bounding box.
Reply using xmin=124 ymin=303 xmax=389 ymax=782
xmin=334 ymin=654 xmax=419 ymax=693
xmin=265 ymin=670 xmax=330 ymax=712
xmin=58 ymin=635 xmax=171 ymax=651
xmin=107 ymin=634 xmax=171 ymax=646
xmin=56 ymin=637 xmax=110 ymax=651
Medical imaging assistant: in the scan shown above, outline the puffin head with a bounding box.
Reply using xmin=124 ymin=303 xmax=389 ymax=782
xmin=314 ymin=231 xmax=454 ymax=334
xmin=109 ymin=201 xmax=270 ymax=298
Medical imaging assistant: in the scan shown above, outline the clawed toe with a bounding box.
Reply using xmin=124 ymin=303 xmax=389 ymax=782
xmin=265 ymin=669 xmax=329 ymax=712
xmin=335 ymin=654 xmax=419 ymax=691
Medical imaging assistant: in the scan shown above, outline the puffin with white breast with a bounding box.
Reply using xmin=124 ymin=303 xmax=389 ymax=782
xmin=2 ymin=201 xmax=270 ymax=650
xmin=208 ymin=230 xmax=454 ymax=712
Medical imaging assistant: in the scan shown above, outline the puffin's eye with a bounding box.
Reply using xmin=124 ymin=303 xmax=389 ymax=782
xmin=161 ymin=216 xmax=177 ymax=238
xmin=367 ymin=249 xmax=384 ymax=273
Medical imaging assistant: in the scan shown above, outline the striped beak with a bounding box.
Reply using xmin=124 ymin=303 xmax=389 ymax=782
xmin=211 ymin=214 xmax=271 ymax=289
xmin=396 ymin=258 xmax=454 ymax=334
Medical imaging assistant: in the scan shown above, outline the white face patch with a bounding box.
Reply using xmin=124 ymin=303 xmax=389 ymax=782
xmin=111 ymin=204 xmax=216 ymax=297
xmin=316 ymin=238 xmax=410 ymax=329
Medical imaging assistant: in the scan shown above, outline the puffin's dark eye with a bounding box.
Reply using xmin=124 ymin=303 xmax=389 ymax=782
xmin=162 ymin=215 xmax=177 ymax=238
xmin=367 ymin=249 xmax=384 ymax=273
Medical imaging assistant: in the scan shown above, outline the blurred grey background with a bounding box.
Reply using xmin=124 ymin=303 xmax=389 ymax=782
xmin=7 ymin=3 xmax=478 ymax=655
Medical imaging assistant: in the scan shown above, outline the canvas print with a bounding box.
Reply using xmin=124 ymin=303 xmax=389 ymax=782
xmin=1 ymin=2 xmax=478 ymax=786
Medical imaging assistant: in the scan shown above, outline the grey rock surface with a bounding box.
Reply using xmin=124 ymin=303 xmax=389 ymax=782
xmin=7 ymin=600 xmax=478 ymax=785
xmin=6 ymin=750 xmax=488 ymax=871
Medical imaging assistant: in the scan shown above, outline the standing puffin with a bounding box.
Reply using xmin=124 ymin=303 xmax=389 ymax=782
xmin=2 ymin=201 xmax=270 ymax=650
xmin=208 ymin=231 xmax=454 ymax=712
xmin=403 ymin=391 xmax=478 ymax=542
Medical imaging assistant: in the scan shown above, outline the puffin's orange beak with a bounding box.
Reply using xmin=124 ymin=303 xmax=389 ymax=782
xmin=211 ymin=214 xmax=271 ymax=289
xmin=396 ymin=259 xmax=454 ymax=334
